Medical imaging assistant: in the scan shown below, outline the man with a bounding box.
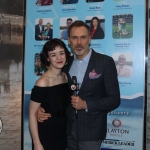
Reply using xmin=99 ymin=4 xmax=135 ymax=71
xmin=60 ymin=18 xmax=73 ymax=40
xmin=115 ymin=17 xmax=127 ymax=37
xmin=116 ymin=54 xmax=132 ymax=77
xmin=38 ymin=20 xmax=120 ymax=150
xmin=35 ymin=18 xmax=44 ymax=40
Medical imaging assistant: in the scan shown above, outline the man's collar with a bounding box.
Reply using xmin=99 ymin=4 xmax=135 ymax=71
xmin=74 ymin=48 xmax=92 ymax=64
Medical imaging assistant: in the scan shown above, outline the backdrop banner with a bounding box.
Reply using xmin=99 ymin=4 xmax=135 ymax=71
xmin=24 ymin=1 xmax=145 ymax=150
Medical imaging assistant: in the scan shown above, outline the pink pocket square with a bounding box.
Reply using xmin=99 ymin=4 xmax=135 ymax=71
xmin=89 ymin=69 xmax=101 ymax=79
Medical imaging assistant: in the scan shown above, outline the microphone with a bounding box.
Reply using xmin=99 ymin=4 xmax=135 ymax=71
xmin=71 ymin=76 xmax=77 ymax=96
xmin=71 ymin=76 xmax=79 ymax=115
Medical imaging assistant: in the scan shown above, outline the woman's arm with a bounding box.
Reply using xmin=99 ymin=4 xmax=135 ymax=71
xmin=29 ymin=100 xmax=44 ymax=150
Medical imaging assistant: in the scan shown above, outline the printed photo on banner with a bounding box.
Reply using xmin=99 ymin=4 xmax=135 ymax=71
xmin=112 ymin=52 xmax=133 ymax=77
xmin=86 ymin=0 xmax=104 ymax=2
xmin=35 ymin=18 xmax=53 ymax=41
xmin=34 ymin=53 xmax=47 ymax=76
xmin=112 ymin=14 xmax=133 ymax=39
xmin=60 ymin=17 xmax=78 ymax=40
xmin=85 ymin=15 xmax=105 ymax=39
xmin=60 ymin=0 xmax=78 ymax=4
xmin=36 ymin=0 xmax=53 ymax=6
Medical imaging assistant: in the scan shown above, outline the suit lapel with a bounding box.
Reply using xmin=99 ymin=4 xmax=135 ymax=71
xmin=63 ymin=55 xmax=74 ymax=73
xmin=63 ymin=55 xmax=74 ymax=87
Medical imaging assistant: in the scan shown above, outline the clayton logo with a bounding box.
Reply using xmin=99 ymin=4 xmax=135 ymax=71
xmin=0 ymin=118 xmax=3 ymax=134
xmin=112 ymin=118 xmax=122 ymax=128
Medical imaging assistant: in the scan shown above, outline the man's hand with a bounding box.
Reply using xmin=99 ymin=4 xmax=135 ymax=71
xmin=38 ymin=35 xmax=43 ymax=39
xmin=71 ymin=96 xmax=87 ymax=110
xmin=37 ymin=107 xmax=51 ymax=122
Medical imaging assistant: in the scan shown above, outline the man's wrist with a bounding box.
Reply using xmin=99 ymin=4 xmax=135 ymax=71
xmin=84 ymin=101 xmax=87 ymax=109
xmin=84 ymin=101 xmax=88 ymax=112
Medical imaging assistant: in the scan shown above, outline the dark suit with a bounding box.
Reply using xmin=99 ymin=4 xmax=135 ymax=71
xmin=35 ymin=24 xmax=44 ymax=40
xmin=91 ymin=27 xmax=104 ymax=39
xmin=64 ymin=49 xmax=120 ymax=141
xmin=86 ymin=0 xmax=104 ymax=2
xmin=63 ymin=0 xmax=78 ymax=4
xmin=44 ymin=28 xmax=53 ymax=40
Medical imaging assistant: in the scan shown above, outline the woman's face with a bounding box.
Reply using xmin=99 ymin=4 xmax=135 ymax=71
xmin=47 ymin=46 xmax=66 ymax=69
xmin=92 ymin=19 xmax=98 ymax=28
xmin=47 ymin=24 xmax=50 ymax=29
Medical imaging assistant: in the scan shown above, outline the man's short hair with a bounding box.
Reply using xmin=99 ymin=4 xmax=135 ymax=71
xmin=67 ymin=18 xmax=73 ymax=22
xmin=68 ymin=20 xmax=90 ymax=37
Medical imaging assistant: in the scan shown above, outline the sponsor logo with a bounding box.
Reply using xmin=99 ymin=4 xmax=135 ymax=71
xmin=102 ymin=139 xmax=135 ymax=147
xmin=107 ymin=128 xmax=129 ymax=134
xmin=107 ymin=118 xmax=129 ymax=137
xmin=0 ymin=118 xmax=3 ymax=134
xmin=112 ymin=118 xmax=122 ymax=128
xmin=108 ymin=111 xmax=130 ymax=116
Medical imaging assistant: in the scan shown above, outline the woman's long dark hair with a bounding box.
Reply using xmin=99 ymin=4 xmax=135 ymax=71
xmin=90 ymin=16 xmax=101 ymax=32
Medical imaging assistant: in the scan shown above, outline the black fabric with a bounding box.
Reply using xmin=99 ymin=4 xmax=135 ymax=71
xmin=30 ymin=83 xmax=70 ymax=150
xmin=62 ymin=0 xmax=78 ymax=4
xmin=91 ymin=27 xmax=104 ymax=39
xmin=35 ymin=24 xmax=44 ymax=40
xmin=86 ymin=0 xmax=104 ymax=2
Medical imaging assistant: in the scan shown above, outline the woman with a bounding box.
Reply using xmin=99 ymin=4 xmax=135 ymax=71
xmin=36 ymin=0 xmax=53 ymax=5
xmin=29 ymin=38 xmax=70 ymax=150
xmin=90 ymin=16 xmax=104 ymax=39
xmin=41 ymin=0 xmax=53 ymax=5
xmin=43 ymin=22 xmax=53 ymax=40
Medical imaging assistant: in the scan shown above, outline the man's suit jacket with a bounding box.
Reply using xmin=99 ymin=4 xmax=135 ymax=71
xmin=63 ymin=49 xmax=120 ymax=141
xmin=35 ymin=24 xmax=44 ymax=40
xmin=63 ymin=0 xmax=78 ymax=4
xmin=86 ymin=0 xmax=104 ymax=2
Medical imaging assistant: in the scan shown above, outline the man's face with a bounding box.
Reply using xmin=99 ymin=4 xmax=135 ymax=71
xmin=118 ymin=55 xmax=126 ymax=66
xmin=39 ymin=19 xmax=43 ymax=25
xmin=68 ymin=26 xmax=90 ymax=60
xmin=66 ymin=20 xmax=73 ymax=27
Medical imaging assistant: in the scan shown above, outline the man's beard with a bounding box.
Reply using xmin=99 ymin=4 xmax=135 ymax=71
xmin=72 ymin=45 xmax=89 ymax=56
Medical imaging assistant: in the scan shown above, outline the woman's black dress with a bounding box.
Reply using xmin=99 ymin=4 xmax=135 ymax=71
xmin=30 ymin=83 xmax=70 ymax=150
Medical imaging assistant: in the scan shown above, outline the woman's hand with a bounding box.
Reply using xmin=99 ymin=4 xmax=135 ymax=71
xmin=34 ymin=143 xmax=44 ymax=150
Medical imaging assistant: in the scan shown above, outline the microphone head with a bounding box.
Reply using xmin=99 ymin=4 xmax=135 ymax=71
xmin=72 ymin=76 xmax=77 ymax=84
